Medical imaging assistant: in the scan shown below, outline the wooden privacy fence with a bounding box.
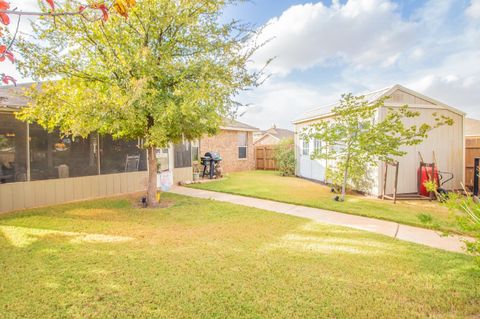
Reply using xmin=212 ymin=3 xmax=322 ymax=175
xmin=255 ymin=145 xmax=277 ymax=170
xmin=466 ymin=137 xmax=480 ymax=189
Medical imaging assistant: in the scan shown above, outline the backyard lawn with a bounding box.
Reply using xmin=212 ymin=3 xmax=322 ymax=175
xmin=0 ymin=193 xmax=479 ymax=318
xmin=190 ymin=170 xmax=471 ymax=235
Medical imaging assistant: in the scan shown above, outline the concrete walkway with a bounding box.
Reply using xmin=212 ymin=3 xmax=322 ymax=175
xmin=170 ymin=186 xmax=473 ymax=254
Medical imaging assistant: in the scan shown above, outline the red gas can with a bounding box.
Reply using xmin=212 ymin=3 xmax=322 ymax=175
xmin=418 ymin=166 xmax=439 ymax=197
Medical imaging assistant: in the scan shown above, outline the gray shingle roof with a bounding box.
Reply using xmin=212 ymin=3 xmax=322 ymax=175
xmin=221 ymin=118 xmax=259 ymax=131
xmin=264 ymin=127 xmax=294 ymax=140
xmin=0 ymin=83 xmax=33 ymax=109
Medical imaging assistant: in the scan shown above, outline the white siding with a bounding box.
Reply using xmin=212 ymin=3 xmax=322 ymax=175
xmin=379 ymin=107 xmax=464 ymax=196
xmin=294 ymin=87 xmax=465 ymax=196
xmin=295 ymin=120 xmax=327 ymax=182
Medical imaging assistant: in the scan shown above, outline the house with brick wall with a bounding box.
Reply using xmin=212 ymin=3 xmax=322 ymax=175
xmin=199 ymin=119 xmax=258 ymax=173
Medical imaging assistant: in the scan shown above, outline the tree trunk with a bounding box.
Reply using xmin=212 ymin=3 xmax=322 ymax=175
xmin=340 ymin=153 xmax=350 ymax=202
xmin=147 ymin=146 xmax=159 ymax=207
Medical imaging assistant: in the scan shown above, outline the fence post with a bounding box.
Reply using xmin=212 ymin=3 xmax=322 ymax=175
xmin=263 ymin=147 xmax=267 ymax=170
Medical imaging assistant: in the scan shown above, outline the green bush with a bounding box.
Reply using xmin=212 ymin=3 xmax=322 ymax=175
xmin=426 ymin=181 xmax=480 ymax=266
xmin=274 ymin=138 xmax=295 ymax=176
xmin=417 ymin=213 xmax=433 ymax=224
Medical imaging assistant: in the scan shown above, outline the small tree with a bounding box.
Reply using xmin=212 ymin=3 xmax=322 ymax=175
xmin=302 ymin=93 xmax=452 ymax=201
xmin=274 ymin=137 xmax=295 ymax=176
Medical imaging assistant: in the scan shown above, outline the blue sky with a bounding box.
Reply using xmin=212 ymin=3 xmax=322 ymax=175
xmin=3 ymin=0 xmax=480 ymax=130
xmin=222 ymin=0 xmax=480 ymax=129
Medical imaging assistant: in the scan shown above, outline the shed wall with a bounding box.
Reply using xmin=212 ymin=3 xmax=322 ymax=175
xmin=294 ymin=106 xmax=464 ymax=196
xmin=379 ymin=107 xmax=464 ymax=196
xmin=294 ymin=119 xmax=329 ymax=182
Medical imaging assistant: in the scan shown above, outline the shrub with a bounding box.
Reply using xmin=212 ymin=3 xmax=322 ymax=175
xmin=417 ymin=213 xmax=433 ymax=224
xmin=274 ymin=138 xmax=295 ymax=176
xmin=425 ymin=181 xmax=480 ymax=266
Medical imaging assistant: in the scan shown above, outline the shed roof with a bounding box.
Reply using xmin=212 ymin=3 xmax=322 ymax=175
xmin=293 ymin=84 xmax=466 ymax=124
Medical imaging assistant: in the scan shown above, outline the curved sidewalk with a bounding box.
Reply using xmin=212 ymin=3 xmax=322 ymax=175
xmin=170 ymin=186 xmax=473 ymax=254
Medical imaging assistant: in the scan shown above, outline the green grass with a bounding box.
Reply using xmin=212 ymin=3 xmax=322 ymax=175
xmin=0 ymin=193 xmax=479 ymax=318
xmin=189 ymin=170 xmax=470 ymax=235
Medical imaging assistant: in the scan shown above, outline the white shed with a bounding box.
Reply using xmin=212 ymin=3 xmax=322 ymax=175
xmin=293 ymin=84 xmax=465 ymax=196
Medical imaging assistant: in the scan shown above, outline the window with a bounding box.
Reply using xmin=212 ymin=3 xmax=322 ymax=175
xmin=302 ymin=139 xmax=310 ymax=156
xmin=314 ymin=139 xmax=322 ymax=153
xmin=237 ymin=132 xmax=248 ymax=159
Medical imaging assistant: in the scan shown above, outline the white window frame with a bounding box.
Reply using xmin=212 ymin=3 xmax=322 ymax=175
xmin=237 ymin=132 xmax=248 ymax=159
xmin=314 ymin=139 xmax=322 ymax=153
xmin=302 ymin=139 xmax=310 ymax=156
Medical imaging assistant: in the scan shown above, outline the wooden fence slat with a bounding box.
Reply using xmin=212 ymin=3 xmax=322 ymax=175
xmin=466 ymin=137 xmax=480 ymax=188
xmin=255 ymin=145 xmax=277 ymax=170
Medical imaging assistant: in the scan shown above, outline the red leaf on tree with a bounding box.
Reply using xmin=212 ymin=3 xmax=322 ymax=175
xmin=79 ymin=5 xmax=86 ymax=13
xmin=0 ymin=44 xmax=14 ymax=63
xmin=0 ymin=0 xmax=9 ymax=25
xmin=45 ymin=0 xmax=55 ymax=11
xmin=0 ymin=12 xmax=9 ymax=26
xmin=1 ymin=74 xmax=17 ymax=86
xmin=0 ymin=0 xmax=9 ymax=10
xmin=92 ymin=3 xmax=109 ymax=21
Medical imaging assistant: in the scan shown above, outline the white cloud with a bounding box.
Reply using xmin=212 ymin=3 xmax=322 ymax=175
xmin=237 ymin=80 xmax=343 ymax=129
xmin=405 ymin=49 xmax=480 ymax=118
xmin=466 ymin=0 xmax=480 ymax=18
xmin=252 ymin=0 xmax=417 ymax=75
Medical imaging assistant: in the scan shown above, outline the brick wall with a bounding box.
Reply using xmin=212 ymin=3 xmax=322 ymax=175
xmin=200 ymin=130 xmax=255 ymax=173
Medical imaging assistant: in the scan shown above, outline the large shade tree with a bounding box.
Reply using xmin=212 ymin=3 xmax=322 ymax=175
xmin=14 ymin=0 xmax=264 ymax=206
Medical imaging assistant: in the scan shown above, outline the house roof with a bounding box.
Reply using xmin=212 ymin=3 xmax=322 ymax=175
xmin=221 ymin=118 xmax=259 ymax=132
xmin=0 ymin=83 xmax=32 ymax=111
xmin=293 ymin=84 xmax=466 ymax=124
xmin=465 ymin=118 xmax=480 ymax=137
xmin=255 ymin=126 xmax=294 ymax=142
xmin=1 ymin=84 xmax=260 ymax=133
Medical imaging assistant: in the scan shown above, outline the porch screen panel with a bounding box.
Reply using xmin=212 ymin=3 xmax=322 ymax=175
xmin=29 ymin=125 xmax=99 ymax=180
xmin=174 ymin=142 xmax=192 ymax=168
xmin=100 ymin=135 xmax=147 ymax=174
xmin=0 ymin=113 xmax=28 ymax=183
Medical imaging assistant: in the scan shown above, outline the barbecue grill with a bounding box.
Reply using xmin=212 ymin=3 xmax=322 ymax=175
xmin=201 ymin=152 xmax=222 ymax=179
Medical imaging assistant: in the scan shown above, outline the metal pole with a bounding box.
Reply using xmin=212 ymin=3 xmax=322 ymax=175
xmin=97 ymin=133 xmax=101 ymax=175
xmin=382 ymin=162 xmax=388 ymax=200
xmin=474 ymin=157 xmax=479 ymax=197
xmin=26 ymin=122 xmax=31 ymax=181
